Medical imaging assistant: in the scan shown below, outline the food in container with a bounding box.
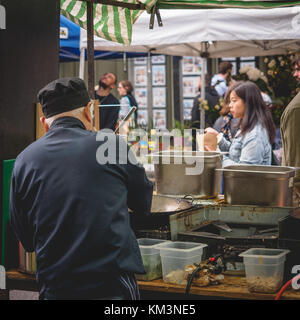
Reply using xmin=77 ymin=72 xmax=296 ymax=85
xmin=239 ymin=248 xmax=290 ymax=293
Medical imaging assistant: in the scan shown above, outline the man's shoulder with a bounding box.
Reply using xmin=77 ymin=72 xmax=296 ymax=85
xmin=212 ymin=74 xmax=224 ymax=81
xmin=13 ymin=138 xmax=45 ymax=170
xmin=286 ymin=91 xmax=300 ymax=111
xmin=108 ymin=93 xmax=120 ymax=104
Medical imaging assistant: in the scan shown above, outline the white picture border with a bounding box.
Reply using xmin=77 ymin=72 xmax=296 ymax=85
xmin=152 ymin=65 xmax=166 ymax=86
xmin=153 ymin=109 xmax=167 ymax=129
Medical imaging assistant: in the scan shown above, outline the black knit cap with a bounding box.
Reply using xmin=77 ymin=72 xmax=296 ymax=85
xmin=38 ymin=77 xmax=91 ymax=118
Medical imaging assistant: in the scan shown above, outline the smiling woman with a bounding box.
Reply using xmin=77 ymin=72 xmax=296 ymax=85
xmin=205 ymin=81 xmax=276 ymax=167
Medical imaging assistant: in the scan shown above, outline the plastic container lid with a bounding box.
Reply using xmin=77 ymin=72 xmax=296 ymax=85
xmin=137 ymin=238 xmax=170 ymax=255
xmin=157 ymin=241 xmax=207 ymax=258
xmin=239 ymin=248 xmax=290 ymax=265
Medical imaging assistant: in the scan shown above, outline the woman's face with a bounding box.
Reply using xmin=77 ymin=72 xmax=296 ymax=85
xmin=229 ymin=90 xmax=246 ymax=119
xmin=117 ymin=83 xmax=127 ymax=97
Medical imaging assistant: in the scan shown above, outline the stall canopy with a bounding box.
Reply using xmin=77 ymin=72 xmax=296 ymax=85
xmin=157 ymin=0 xmax=300 ymax=10
xmin=60 ymin=14 xmax=150 ymax=62
xmin=61 ymin=0 xmax=300 ymax=45
xmin=80 ymin=7 xmax=300 ymax=58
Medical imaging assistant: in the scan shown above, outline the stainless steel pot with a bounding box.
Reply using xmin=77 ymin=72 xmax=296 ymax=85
xmin=151 ymin=151 xmax=223 ymax=198
xmin=217 ymin=165 xmax=296 ymax=207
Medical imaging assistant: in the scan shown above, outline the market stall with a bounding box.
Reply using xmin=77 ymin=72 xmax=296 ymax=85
xmin=79 ymin=7 xmax=300 ymax=127
xmin=2 ymin=1 xmax=300 ymax=300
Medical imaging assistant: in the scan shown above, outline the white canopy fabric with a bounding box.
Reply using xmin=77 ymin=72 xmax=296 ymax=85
xmin=80 ymin=7 xmax=300 ymax=57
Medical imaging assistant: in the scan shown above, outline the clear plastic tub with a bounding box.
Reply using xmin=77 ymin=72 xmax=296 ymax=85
xmin=136 ymin=238 xmax=169 ymax=281
xmin=239 ymin=248 xmax=290 ymax=293
xmin=157 ymin=241 xmax=208 ymax=285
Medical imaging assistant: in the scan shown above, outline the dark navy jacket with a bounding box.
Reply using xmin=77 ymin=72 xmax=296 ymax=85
xmin=9 ymin=117 xmax=153 ymax=299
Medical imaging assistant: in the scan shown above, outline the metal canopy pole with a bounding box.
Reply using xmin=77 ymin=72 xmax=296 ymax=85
xmin=79 ymin=28 xmax=85 ymax=80
xmin=147 ymin=51 xmax=153 ymax=129
xmin=81 ymin=0 xmax=144 ymax=10
xmin=87 ymin=0 xmax=95 ymax=99
xmin=200 ymin=42 xmax=209 ymax=131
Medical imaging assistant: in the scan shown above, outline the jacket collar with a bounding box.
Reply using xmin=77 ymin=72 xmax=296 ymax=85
xmin=50 ymin=116 xmax=86 ymax=130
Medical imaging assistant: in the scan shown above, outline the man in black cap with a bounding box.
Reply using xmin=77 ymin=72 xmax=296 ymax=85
xmin=9 ymin=77 xmax=153 ymax=300
xmin=95 ymin=72 xmax=120 ymax=131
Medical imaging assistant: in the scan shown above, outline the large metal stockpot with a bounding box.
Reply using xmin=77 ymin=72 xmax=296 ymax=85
xmin=151 ymin=151 xmax=223 ymax=198
xmin=217 ymin=165 xmax=296 ymax=207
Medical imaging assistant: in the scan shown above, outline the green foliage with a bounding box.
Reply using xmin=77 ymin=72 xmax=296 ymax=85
xmin=264 ymin=54 xmax=300 ymax=125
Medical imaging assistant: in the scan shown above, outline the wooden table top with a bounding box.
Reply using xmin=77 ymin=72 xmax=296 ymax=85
xmin=4 ymin=269 xmax=300 ymax=300
xmin=138 ymin=275 xmax=300 ymax=300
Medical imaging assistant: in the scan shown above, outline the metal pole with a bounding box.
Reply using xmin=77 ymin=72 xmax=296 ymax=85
xmin=87 ymin=1 xmax=95 ymax=99
xmin=79 ymin=28 xmax=85 ymax=80
xmin=200 ymin=42 xmax=207 ymax=132
xmin=123 ymin=52 xmax=127 ymax=73
xmin=147 ymin=51 xmax=153 ymax=129
xmin=79 ymin=48 xmax=85 ymax=80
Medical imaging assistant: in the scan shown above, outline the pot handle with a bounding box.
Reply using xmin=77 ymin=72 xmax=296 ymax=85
xmin=182 ymin=194 xmax=195 ymax=205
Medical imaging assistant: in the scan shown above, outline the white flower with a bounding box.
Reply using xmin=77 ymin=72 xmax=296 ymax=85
xmin=267 ymin=70 xmax=273 ymax=76
xmin=261 ymin=75 xmax=268 ymax=84
xmin=268 ymin=59 xmax=276 ymax=68
xmin=239 ymin=65 xmax=251 ymax=74
xmin=280 ymin=60 xmax=285 ymax=66
xmin=246 ymin=68 xmax=261 ymax=81
xmin=278 ymin=56 xmax=283 ymax=61
xmin=264 ymin=58 xmax=269 ymax=63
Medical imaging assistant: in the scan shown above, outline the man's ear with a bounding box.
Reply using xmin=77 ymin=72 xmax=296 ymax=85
xmin=40 ymin=116 xmax=50 ymax=132
xmin=84 ymin=102 xmax=93 ymax=129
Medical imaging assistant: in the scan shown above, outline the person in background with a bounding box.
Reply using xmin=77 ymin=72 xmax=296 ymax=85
xmin=117 ymin=80 xmax=139 ymax=129
xmin=211 ymin=61 xmax=235 ymax=97
xmin=191 ymin=74 xmax=220 ymax=128
xmin=213 ymin=82 xmax=241 ymax=142
xmin=280 ymin=56 xmax=300 ymax=207
xmin=205 ymin=81 xmax=276 ymax=167
xmin=95 ymin=72 xmax=120 ymax=131
xmin=10 ymin=78 xmax=153 ymax=300
xmin=191 ymin=74 xmax=219 ymax=150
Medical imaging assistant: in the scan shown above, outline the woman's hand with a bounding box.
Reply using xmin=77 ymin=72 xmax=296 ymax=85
xmin=204 ymin=145 xmax=214 ymax=151
xmin=204 ymin=127 xmax=219 ymax=136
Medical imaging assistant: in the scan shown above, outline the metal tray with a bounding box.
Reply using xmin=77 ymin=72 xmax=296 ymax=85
xmin=217 ymin=165 xmax=296 ymax=207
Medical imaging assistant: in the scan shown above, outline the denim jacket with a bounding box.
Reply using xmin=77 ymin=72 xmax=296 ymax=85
xmin=218 ymin=122 xmax=272 ymax=167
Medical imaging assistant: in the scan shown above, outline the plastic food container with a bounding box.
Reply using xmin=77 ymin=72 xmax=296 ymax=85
xmin=239 ymin=248 xmax=290 ymax=293
xmin=136 ymin=238 xmax=170 ymax=281
xmin=157 ymin=241 xmax=208 ymax=285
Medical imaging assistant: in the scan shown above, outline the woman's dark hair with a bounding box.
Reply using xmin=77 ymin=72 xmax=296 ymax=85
xmin=225 ymin=81 xmax=276 ymax=144
xmin=120 ymin=80 xmax=134 ymax=94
